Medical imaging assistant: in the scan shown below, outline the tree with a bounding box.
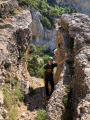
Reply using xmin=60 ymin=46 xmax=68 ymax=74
xmin=40 ymin=16 xmax=51 ymax=29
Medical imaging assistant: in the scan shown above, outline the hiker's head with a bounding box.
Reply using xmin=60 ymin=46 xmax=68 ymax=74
xmin=48 ymin=57 xmax=53 ymax=65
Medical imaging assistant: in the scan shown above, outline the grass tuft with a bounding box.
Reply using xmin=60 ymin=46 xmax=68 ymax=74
xmin=35 ymin=108 xmax=46 ymax=120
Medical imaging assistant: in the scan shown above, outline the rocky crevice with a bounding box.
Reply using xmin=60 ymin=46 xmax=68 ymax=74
xmin=46 ymin=13 xmax=90 ymax=120
xmin=0 ymin=1 xmax=90 ymax=120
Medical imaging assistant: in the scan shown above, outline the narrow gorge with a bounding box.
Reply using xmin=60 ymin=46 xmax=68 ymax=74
xmin=0 ymin=0 xmax=90 ymax=120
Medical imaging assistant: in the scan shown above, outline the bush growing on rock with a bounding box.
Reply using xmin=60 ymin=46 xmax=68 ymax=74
xmin=35 ymin=108 xmax=46 ymax=120
xmin=15 ymin=85 xmax=24 ymax=101
xmin=8 ymin=109 xmax=17 ymax=120
xmin=40 ymin=16 xmax=52 ymax=29
xmin=3 ymin=76 xmax=24 ymax=110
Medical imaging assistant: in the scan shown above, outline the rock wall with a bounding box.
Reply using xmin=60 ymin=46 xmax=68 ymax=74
xmin=0 ymin=0 xmax=32 ymax=91
xmin=0 ymin=1 xmax=32 ymax=118
xmin=56 ymin=0 xmax=90 ymax=17
xmin=46 ymin=13 xmax=90 ymax=120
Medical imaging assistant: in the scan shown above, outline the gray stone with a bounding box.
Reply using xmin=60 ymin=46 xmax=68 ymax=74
xmin=0 ymin=91 xmax=4 ymax=105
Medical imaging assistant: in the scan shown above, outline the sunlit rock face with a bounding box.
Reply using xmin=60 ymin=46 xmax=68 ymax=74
xmin=0 ymin=0 xmax=32 ymax=93
xmin=30 ymin=7 xmax=56 ymax=52
xmin=56 ymin=0 xmax=90 ymax=17
xmin=46 ymin=13 xmax=90 ymax=120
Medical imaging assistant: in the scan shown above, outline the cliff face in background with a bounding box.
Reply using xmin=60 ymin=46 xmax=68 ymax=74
xmin=56 ymin=0 xmax=90 ymax=17
xmin=46 ymin=13 xmax=90 ymax=120
xmin=30 ymin=7 xmax=56 ymax=52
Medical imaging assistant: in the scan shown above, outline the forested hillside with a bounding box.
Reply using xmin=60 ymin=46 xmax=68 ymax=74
xmin=18 ymin=0 xmax=76 ymax=29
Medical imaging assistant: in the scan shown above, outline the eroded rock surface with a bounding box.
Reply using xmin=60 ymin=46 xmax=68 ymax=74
xmin=0 ymin=1 xmax=32 ymax=92
xmin=46 ymin=13 xmax=90 ymax=120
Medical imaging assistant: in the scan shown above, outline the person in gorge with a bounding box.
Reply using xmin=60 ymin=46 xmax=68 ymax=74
xmin=43 ymin=57 xmax=67 ymax=100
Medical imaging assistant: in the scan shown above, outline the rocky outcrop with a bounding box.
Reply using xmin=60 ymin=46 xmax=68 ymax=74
xmin=46 ymin=13 xmax=90 ymax=120
xmin=61 ymin=13 xmax=90 ymax=120
xmin=0 ymin=0 xmax=32 ymax=92
xmin=0 ymin=0 xmax=32 ymax=118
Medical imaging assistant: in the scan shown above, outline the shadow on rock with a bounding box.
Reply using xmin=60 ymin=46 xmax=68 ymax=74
xmin=24 ymin=87 xmax=46 ymax=111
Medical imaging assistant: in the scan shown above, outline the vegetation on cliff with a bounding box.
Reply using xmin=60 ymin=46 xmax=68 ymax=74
xmin=3 ymin=76 xmax=24 ymax=120
xmin=18 ymin=0 xmax=76 ymax=29
xmin=27 ymin=44 xmax=49 ymax=78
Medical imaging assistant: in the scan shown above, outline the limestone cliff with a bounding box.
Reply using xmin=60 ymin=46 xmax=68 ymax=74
xmin=0 ymin=0 xmax=32 ymax=93
xmin=46 ymin=13 xmax=90 ymax=120
xmin=0 ymin=0 xmax=32 ymax=118
xmin=30 ymin=7 xmax=56 ymax=52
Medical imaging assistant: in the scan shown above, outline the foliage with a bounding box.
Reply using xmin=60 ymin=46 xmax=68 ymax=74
xmin=3 ymin=75 xmax=24 ymax=110
xmin=15 ymin=85 xmax=24 ymax=101
xmin=3 ymin=87 xmax=12 ymax=109
xmin=42 ymin=55 xmax=49 ymax=64
xmin=8 ymin=109 xmax=17 ymax=120
xmin=5 ymin=75 xmax=12 ymax=83
xmin=27 ymin=56 xmax=43 ymax=78
xmin=29 ymin=43 xmax=37 ymax=54
xmin=40 ymin=16 xmax=51 ymax=29
xmin=11 ymin=76 xmax=18 ymax=87
xmin=18 ymin=0 xmax=76 ymax=29
xmin=27 ymin=44 xmax=49 ymax=78
xmin=19 ymin=51 xmax=24 ymax=58
xmin=35 ymin=108 xmax=46 ymax=120
xmin=62 ymin=95 xmax=68 ymax=107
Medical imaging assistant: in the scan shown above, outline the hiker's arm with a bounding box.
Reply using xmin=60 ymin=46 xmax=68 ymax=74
xmin=43 ymin=69 xmax=46 ymax=85
xmin=58 ymin=57 xmax=67 ymax=65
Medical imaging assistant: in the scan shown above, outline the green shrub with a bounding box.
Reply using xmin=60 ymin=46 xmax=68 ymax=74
xmin=40 ymin=16 xmax=51 ymax=29
xmin=18 ymin=0 xmax=76 ymax=29
xmin=27 ymin=44 xmax=53 ymax=78
xmin=3 ymin=87 xmax=19 ymax=109
xmin=18 ymin=0 xmax=31 ymax=6
xmin=15 ymin=86 xmax=24 ymax=101
xmin=62 ymin=96 xmax=68 ymax=107
xmin=8 ymin=109 xmax=17 ymax=120
xmin=29 ymin=43 xmax=37 ymax=54
xmin=11 ymin=76 xmax=18 ymax=87
xmin=3 ymin=87 xmax=12 ymax=109
xmin=5 ymin=75 xmax=11 ymax=83
xmin=19 ymin=51 xmax=24 ymax=58
xmin=35 ymin=108 xmax=46 ymax=120
xmin=27 ymin=56 xmax=44 ymax=78
xmin=42 ymin=55 xmax=49 ymax=64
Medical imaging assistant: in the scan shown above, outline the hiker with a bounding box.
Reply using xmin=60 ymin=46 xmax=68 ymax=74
xmin=43 ymin=57 xmax=67 ymax=99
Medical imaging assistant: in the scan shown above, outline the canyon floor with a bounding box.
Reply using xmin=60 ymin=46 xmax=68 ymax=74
xmin=17 ymin=77 xmax=46 ymax=120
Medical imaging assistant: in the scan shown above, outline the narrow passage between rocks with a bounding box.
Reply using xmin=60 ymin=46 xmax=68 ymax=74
xmin=17 ymin=77 xmax=46 ymax=120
